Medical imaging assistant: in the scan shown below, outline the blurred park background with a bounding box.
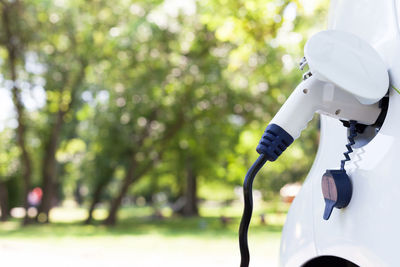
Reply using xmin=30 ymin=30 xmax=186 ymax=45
xmin=0 ymin=0 xmax=328 ymax=266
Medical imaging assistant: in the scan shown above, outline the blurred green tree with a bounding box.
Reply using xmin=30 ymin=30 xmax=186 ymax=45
xmin=21 ymin=0 xmax=92 ymax=222
xmin=0 ymin=0 xmax=329 ymax=225
xmin=0 ymin=0 xmax=36 ymax=224
xmin=0 ymin=130 xmax=20 ymax=221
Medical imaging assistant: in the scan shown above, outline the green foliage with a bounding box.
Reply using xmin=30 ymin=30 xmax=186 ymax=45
xmin=0 ymin=130 xmax=20 ymax=180
xmin=0 ymin=0 xmax=329 ymax=218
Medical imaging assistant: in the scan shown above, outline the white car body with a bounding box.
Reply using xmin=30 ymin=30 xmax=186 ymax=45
xmin=280 ymin=1 xmax=400 ymax=266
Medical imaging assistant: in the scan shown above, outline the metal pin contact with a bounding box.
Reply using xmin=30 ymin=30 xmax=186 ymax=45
xmin=303 ymin=70 xmax=312 ymax=80
xmin=299 ymin=57 xmax=307 ymax=70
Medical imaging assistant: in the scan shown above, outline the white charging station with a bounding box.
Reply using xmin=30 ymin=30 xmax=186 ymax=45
xmin=280 ymin=1 xmax=400 ymax=266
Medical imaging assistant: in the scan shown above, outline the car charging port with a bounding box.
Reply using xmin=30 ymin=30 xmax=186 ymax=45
xmin=340 ymin=94 xmax=389 ymax=148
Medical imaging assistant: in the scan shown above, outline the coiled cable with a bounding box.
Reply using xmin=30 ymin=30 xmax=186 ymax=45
xmin=340 ymin=120 xmax=358 ymax=171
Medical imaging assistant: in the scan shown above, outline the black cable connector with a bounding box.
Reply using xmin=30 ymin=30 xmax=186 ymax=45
xmin=256 ymin=124 xmax=294 ymax=161
xmin=239 ymin=124 xmax=294 ymax=267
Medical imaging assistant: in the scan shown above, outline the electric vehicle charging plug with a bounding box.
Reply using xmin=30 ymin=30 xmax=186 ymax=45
xmin=267 ymin=75 xmax=382 ymax=141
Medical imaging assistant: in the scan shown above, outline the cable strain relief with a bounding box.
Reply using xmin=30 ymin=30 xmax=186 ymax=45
xmin=256 ymin=124 xmax=294 ymax=161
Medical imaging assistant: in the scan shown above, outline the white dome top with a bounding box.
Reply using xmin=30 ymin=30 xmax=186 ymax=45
xmin=305 ymin=30 xmax=389 ymax=104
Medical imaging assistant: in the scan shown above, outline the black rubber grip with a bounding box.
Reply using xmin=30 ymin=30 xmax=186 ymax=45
xmin=256 ymin=123 xmax=294 ymax=161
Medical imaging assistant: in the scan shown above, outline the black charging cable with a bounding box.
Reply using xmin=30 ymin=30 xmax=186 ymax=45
xmin=238 ymin=154 xmax=268 ymax=267
xmin=239 ymin=124 xmax=294 ymax=267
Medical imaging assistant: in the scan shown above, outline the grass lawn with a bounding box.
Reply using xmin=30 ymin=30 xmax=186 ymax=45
xmin=0 ymin=202 xmax=289 ymax=267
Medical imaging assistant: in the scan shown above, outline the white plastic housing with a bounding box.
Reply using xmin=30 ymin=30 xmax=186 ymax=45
xmin=305 ymin=30 xmax=389 ymax=105
xmin=269 ymin=30 xmax=389 ymax=140
xmin=270 ymin=75 xmax=381 ymax=139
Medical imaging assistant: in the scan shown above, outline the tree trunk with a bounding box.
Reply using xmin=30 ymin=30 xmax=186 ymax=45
xmin=103 ymin=158 xmax=156 ymax=226
xmin=85 ymin=182 xmax=106 ymax=224
xmin=0 ymin=182 xmax=9 ymax=221
xmin=103 ymin=109 xmax=184 ymax=226
xmin=37 ymin=60 xmax=86 ymax=223
xmin=1 ymin=1 xmax=32 ymax=226
xmin=37 ymin=111 xmax=63 ymax=223
xmin=182 ymin=162 xmax=198 ymax=217
xmin=103 ymin=165 xmax=135 ymax=226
